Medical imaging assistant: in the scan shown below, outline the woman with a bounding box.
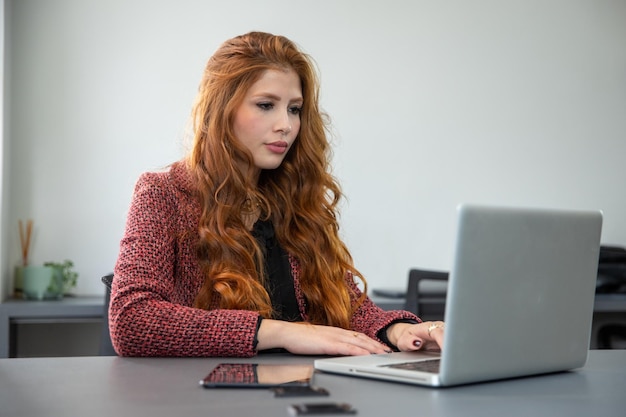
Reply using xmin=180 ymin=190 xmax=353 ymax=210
xmin=109 ymin=31 xmax=444 ymax=357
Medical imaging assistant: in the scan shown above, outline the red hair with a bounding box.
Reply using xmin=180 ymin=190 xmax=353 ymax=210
xmin=188 ymin=32 xmax=365 ymax=329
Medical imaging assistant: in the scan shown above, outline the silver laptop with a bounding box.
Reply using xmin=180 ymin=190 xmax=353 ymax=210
xmin=315 ymin=204 xmax=603 ymax=387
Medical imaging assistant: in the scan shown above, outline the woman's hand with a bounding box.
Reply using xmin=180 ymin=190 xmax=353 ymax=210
xmin=256 ymin=319 xmax=392 ymax=356
xmin=385 ymin=321 xmax=445 ymax=352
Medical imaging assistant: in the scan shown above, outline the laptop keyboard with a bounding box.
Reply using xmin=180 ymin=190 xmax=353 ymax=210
xmin=381 ymin=359 xmax=441 ymax=374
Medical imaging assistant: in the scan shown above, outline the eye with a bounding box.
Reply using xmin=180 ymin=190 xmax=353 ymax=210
xmin=257 ymin=102 xmax=274 ymax=111
xmin=289 ymin=105 xmax=302 ymax=115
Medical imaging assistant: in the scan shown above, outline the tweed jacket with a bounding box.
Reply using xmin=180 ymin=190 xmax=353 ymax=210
xmin=110 ymin=161 xmax=419 ymax=357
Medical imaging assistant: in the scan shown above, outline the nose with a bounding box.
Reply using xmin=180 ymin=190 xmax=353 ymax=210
xmin=281 ymin=125 xmax=292 ymax=135
xmin=275 ymin=110 xmax=292 ymax=135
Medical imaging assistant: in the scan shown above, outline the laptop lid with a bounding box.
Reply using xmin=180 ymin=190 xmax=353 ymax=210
xmin=314 ymin=205 xmax=603 ymax=387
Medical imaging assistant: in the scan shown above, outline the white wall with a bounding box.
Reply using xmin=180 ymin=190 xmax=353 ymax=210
xmin=3 ymin=0 xmax=626 ymax=296
xmin=1 ymin=0 xmax=6 ymax=301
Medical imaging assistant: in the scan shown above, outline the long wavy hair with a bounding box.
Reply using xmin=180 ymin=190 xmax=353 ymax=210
xmin=188 ymin=31 xmax=365 ymax=329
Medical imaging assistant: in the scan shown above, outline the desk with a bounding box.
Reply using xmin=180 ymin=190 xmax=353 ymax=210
xmin=0 ymin=296 xmax=105 ymax=358
xmin=0 ymin=351 xmax=624 ymax=417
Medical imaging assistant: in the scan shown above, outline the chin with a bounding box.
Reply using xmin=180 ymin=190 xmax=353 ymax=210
xmin=255 ymin=158 xmax=287 ymax=171
xmin=258 ymin=164 xmax=283 ymax=171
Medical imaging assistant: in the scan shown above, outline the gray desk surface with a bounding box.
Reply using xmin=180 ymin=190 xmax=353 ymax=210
xmin=1 ymin=350 xmax=624 ymax=417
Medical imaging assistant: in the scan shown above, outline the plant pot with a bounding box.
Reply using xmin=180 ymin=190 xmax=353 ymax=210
xmin=13 ymin=266 xmax=24 ymax=298
xmin=20 ymin=266 xmax=64 ymax=300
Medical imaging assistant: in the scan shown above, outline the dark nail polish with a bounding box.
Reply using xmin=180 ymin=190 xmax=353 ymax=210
xmin=413 ymin=340 xmax=421 ymax=348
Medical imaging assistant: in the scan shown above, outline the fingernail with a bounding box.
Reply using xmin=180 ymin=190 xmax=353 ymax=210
xmin=413 ymin=340 xmax=421 ymax=348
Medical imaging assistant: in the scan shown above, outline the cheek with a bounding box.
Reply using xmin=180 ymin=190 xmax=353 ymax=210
xmin=293 ymin=118 xmax=302 ymax=135
xmin=232 ymin=113 xmax=245 ymax=138
xmin=233 ymin=113 xmax=261 ymax=142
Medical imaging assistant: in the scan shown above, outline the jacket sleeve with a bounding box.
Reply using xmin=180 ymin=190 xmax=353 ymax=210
xmin=346 ymin=273 xmax=421 ymax=342
xmin=109 ymin=171 xmax=261 ymax=357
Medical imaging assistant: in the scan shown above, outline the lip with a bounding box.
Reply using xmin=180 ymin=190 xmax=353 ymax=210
xmin=265 ymin=141 xmax=289 ymax=154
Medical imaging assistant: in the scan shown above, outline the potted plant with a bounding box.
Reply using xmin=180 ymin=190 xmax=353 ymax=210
xmin=44 ymin=259 xmax=79 ymax=296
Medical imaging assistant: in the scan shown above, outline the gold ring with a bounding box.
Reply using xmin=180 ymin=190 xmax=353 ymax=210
xmin=427 ymin=322 xmax=444 ymax=336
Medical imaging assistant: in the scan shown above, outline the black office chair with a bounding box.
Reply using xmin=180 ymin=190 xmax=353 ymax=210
xmin=99 ymin=273 xmax=117 ymax=356
xmin=594 ymin=246 xmax=626 ymax=349
xmin=597 ymin=324 xmax=626 ymax=349
xmin=404 ymin=268 xmax=448 ymax=321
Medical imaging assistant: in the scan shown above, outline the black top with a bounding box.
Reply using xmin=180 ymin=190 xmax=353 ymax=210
xmin=252 ymin=220 xmax=301 ymax=321
xmin=252 ymin=220 xmax=413 ymax=351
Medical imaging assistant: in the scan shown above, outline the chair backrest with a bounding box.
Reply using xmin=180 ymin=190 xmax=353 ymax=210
xmin=99 ymin=273 xmax=117 ymax=356
xmin=597 ymin=324 xmax=626 ymax=349
xmin=404 ymin=268 xmax=448 ymax=320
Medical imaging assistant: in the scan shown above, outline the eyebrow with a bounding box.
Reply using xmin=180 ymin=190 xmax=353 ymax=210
xmin=252 ymin=92 xmax=303 ymax=104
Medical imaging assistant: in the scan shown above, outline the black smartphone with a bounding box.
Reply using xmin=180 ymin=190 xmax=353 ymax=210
xmin=273 ymin=385 xmax=329 ymax=397
xmin=288 ymin=402 xmax=357 ymax=415
xmin=200 ymin=363 xmax=314 ymax=388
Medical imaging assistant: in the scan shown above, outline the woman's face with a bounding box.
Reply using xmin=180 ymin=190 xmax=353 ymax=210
xmin=233 ymin=68 xmax=303 ymax=180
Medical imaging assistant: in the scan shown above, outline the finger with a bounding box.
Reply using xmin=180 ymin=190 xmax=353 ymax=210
xmin=432 ymin=328 xmax=445 ymax=350
xmin=421 ymin=322 xmax=445 ymax=351
xmin=397 ymin=336 xmax=424 ymax=352
xmin=426 ymin=322 xmax=445 ymax=346
xmin=323 ymin=333 xmax=384 ymax=356
xmin=347 ymin=331 xmax=390 ymax=354
xmin=423 ymin=321 xmax=443 ymax=336
xmin=396 ymin=322 xmax=444 ymax=352
xmin=335 ymin=343 xmax=380 ymax=356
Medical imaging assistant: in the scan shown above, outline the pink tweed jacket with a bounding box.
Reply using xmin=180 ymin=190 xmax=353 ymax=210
xmin=110 ymin=161 xmax=419 ymax=357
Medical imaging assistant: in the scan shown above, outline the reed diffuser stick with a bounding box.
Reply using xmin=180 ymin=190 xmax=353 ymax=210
xmin=18 ymin=219 xmax=33 ymax=266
